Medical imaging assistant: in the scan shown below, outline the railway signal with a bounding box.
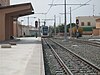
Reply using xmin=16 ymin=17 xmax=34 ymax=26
xmin=76 ymin=19 xmax=79 ymax=38
xmin=76 ymin=19 xmax=79 ymax=24
xmin=35 ymin=21 xmax=38 ymax=28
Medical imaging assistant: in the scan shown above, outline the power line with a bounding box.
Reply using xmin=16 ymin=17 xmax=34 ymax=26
xmin=46 ymin=0 xmax=55 ymax=14
xmin=71 ymin=0 xmax=92 ymax=12
xmin=49 ymin=4 xmax=89 ymax=6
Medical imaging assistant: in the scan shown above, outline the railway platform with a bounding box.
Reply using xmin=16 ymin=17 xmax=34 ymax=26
xmin=0 ymin=37 xmax=45 ymax=75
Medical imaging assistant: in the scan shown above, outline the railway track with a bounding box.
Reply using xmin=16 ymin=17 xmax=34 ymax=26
xmin=42 ymin=38 xmax=73 ymax=75
xmin=42 ymin=38 xmax=67 ymax=75
xmin=69 ymin=39 xmax=100 ymax=47
xmin=42 ymin=38 xmax=100 ymax=75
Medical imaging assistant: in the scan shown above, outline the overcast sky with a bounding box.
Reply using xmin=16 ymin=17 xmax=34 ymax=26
xmin=11 ymin=0 xmax=100 ymax=26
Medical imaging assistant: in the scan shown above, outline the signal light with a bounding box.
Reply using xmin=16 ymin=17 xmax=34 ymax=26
xmin=35 ymin=21 xmax=38 ymax=28
xmin=76 ymin=19 xmax=79 ymax=24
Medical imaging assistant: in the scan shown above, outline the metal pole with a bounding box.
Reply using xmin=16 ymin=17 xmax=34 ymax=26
xmin=70 ymin=7 xmax=72 ymax=38
xmin=59 ymin=16 xmax=61 ymax=33
xmin=54 ymin=15 xmax=56 ymax=37
xmin=38 ymin=18 xmax=40 ymax=37
xmin=64 ymin=0 xmax=67 ymax=41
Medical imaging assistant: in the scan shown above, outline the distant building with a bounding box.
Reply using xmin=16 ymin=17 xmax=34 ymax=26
xmin=76 ymin=16 xmax=100 ymax=27
xmin=96 ymin=18 xmax=100 ymax=28
xmin=13 ymin=21 xmax=39 ymax=37
xmin=29 ymin=27 xmax=39 ymax=37
xmin=13 ymin=21 xmax=32 ymax=37
xmin=76 ymin=16 xmax=100 ymax=35
xmin=0 ymin=0 xmax=10 ymax=6
xmin=92 ymin=18 xmax=100 ymax=36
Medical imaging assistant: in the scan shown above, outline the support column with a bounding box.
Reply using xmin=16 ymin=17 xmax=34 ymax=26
xmin=5 ymin=15 xmax=13 ymax=40
xmin=0 ymin=14 xmax=6 ymax=41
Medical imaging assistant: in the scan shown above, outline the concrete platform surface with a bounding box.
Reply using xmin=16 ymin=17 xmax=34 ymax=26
xmin=0 ymin=37 xmax=45 ymax=75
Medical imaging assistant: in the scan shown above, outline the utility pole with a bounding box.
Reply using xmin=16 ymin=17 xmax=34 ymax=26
xmin=70 ymin=7 xmax=72 ymax=38
xmin=64 ymin=0 xmax=67 ymax=41
xmin=54 ymin=15 xmax=56 ymax=37
xmin=93 ymin=5 xmax=95 ymax=16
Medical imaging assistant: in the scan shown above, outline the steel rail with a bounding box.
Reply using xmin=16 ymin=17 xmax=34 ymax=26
xmin=70 ymin=39 xmax=100 ymax=47
xmin=50 ymin=38 xmax=100 ymax=74
xmin=44 ymin=39 xmax=73 ymax=75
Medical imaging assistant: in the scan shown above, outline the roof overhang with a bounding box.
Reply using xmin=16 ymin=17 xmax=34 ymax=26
xmin=0 ymin=3 xmax=34 ymax=18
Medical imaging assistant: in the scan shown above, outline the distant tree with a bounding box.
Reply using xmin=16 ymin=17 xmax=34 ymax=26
xmin=56 ymin=23 xmax=76 ymax=33
xmin=58 ymin=24 xmax=64 ymax=33
xmin=67 ymin=23 xmax=76 ymax=31
xmin=49 ymin=26 xmax=53 ymax=32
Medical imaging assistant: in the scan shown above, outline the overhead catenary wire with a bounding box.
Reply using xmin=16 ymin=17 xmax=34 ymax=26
xmin=71 ymin=0 xmax=92 ymax=12
xmin=46 ymin=0 xmax=55 ymax=14
xmin=48 ymin=0 xmax=92 ymax=14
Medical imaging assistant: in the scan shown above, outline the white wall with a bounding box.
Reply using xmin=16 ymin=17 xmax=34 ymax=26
xmin=22 ymin=26 xmax=30 ymax=36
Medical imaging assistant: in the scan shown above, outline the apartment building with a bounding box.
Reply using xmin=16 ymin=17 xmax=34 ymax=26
xmin=0 ymin=0 xmax=10 ymax=6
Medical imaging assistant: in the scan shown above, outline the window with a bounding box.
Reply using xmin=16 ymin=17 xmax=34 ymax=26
xmin=87 ymin=22 xmax=91 ymax=26
xmin=81 ymin=22 xmax=84 ymax=26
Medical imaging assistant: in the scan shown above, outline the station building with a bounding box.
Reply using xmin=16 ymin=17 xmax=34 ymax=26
xmin=0 ymin=0 xmax=34 ymax=41
xmin=13 ymin=21 xmax=31 ymax=37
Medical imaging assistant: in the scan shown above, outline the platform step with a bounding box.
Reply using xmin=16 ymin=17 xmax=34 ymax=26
xmin=1 ymin=44 xmax=11 ymax=48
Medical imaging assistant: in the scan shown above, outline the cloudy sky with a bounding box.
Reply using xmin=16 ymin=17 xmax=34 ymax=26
xmin=11 ymin=0 xmax=100 ymax=26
